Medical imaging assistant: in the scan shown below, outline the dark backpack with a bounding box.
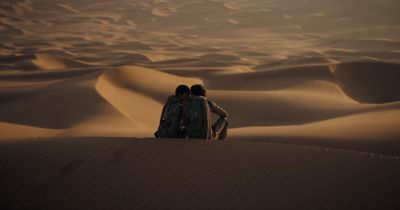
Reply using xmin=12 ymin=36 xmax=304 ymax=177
xmin=155 ymin=102 xmax=186 ymax=138
xmin=182 ymin=96 xmax=211 ymax=139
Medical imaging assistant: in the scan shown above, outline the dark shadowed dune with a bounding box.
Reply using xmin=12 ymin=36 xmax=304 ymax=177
xmin=1 ymin=0 xmax=400 ymax=209
xmin=333 ymin=61 xmax=400 ymax=103
xmin=0 ymin=138 xmax=399 ymax=210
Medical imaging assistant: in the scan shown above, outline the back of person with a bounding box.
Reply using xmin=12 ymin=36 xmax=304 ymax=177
xmin=156 ymin=84 xmax=228 ymax=140
xmin=156 ymin=96 xmax=185 ymax=138
xmin=182 ymin=95 xmax=212 ymax=139
xmin=155 ymin=85 xmax=190 ymax=139
xmin=183 ymin=84 xmax=229 ymax=140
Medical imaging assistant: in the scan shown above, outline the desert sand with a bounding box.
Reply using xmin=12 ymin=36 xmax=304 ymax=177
xmin=1 ymin=0 xmax=400 ymax=209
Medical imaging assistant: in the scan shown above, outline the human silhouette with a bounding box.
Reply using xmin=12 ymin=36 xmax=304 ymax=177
xmin=183 ymin=84 xmax=228 ymax=140
xmin=155 ymin=85 xmax=190 ymax=138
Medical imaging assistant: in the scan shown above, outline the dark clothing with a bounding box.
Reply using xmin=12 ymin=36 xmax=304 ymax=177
xmin=188 ymin=96 xmax=229 ymax=140
xmin=155 ymin=95 xmax=229 ymax=140
xmin=155 ymin=95 xmax=186 ymax=138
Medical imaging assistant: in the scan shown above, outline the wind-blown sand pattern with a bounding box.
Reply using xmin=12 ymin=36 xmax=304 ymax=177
xmin=1 ymin=0 xmax=400 ymax=209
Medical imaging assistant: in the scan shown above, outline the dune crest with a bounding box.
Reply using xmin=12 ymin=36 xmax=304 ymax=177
xmin=96 ymin=66 xmax=202 ymax=102
xmin=0 ymin=122 xmax=60 ymax=139
xmin=1 ymin=0 xmax=400 ymax=208
xmin=92 ymin=66 xmax=202 ymax=134
xmin=57 ymin=3 xmax=81 ymax=14
xmin=32 ymin=54 xmax=67 ymax=70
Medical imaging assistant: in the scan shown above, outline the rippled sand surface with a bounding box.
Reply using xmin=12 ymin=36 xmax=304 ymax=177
xmin=1 ymin=0 xmax=400 ymax=209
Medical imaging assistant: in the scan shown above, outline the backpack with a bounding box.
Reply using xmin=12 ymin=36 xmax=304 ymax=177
xmin=155 ymin=101 xmax=186 ymax=138
xmin=182 ymin=96 xmax=212 ymax=139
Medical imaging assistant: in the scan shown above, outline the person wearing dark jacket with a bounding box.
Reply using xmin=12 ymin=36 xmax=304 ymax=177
xmin=189 ymin=84 xmax=229 ymax=140
xmin=155 ymin=85 xmax=190 ymax=138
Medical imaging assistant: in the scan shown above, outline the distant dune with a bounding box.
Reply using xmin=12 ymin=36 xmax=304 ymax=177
xmin=1 ymin=0 xmax=400 ymax=209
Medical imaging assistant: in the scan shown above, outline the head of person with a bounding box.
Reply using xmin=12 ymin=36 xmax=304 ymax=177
xmin=190 ymin=84 xmax=206 ymax=97
xmin=175 ymin=84 xmax=190 ymax=99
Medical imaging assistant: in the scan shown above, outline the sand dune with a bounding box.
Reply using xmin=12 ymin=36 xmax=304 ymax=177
xmin=231 ymin=108 xmax=400 ymax=155
xmin=332 ymin=61 xmax=400 ymax=103
xmin=0 ymin=71 xmax=133 ymax=133
xmin=32 ymin=53 xmax=89 ymax=70
xmin=95 ymin=66 xmax=202 ymax=127
xmin=0 ymin=122 xmax=60 ymax=139
xmin=0 ymin=0 xmax=399 ymax=143
xmin=1 ymin=0 xmax=400 ymax=208
xmin=1 ymin=138 xmax=400 ymax=209
xmin=56 ymin=3 xmax=81 ymax=14
xmin=0 ymin=0 xmax=399 ymax=151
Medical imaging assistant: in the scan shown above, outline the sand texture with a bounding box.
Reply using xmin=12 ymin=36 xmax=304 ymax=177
xmin=1 ymin=138 xmax=400 ymax=210
xmin=1 ymin=0 xmax=400 ymax=209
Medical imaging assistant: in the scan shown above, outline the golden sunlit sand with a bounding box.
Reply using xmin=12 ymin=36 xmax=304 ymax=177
xmin=1 ymin=0 xmax=400 ymax=209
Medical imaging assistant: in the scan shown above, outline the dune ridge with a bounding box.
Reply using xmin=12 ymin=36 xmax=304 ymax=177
xmin=1 ymin=0 xmax=400 ymax=209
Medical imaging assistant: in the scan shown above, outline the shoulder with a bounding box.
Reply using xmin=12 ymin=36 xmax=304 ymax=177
xmin=166 ymin=95 xmax=182 ymax=104
xmin=189 ymin=95 xmax=207 ymax=101
xmin=190 ymin=96 xmax=215 ymax=106
xmin=205 ymin=98 xmax=216 ymax=106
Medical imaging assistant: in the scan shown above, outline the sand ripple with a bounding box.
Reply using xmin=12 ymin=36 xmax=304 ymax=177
xmin=1 ymin=1 xmax=400 ymax=208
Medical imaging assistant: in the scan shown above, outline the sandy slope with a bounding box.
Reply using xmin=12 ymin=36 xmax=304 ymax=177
xmin=1 ymin=138 xmax=400 ymax=210
xmin=2 ymin=64 xmax=399 ymax=151
xmin=1 ymin=0 xmax=400 ymax=208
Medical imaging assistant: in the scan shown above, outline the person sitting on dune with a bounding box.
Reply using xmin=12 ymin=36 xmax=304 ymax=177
xmin=183 ymin=84 xmax=229 ymax=140
xmin=155 ymin=85 xmax=190 ymax=138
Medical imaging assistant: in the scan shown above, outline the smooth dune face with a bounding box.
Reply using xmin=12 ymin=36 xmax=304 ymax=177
xmin=1 ymin=1 xmax=400 ymax=209
xmin=0 ymin=0 xmax=400 ymax=150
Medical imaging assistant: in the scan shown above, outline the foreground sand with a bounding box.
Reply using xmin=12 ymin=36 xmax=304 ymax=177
xmin=1 ymin=137 xmax=400 ymax=210
xmin=1 ymin=0 xmax=400 ymax=141
xmin=1 ymin=0 xmax=400 ymax=209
